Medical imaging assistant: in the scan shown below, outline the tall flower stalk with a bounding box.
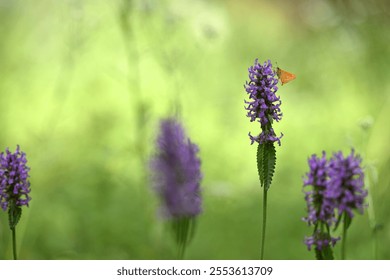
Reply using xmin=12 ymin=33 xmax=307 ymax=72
xmin=303 ymin=152 xmax=340 ymax=259
xmin=244 ymin=59 xmax=283 ymax=259
xmin=150 ymin=118 xmax=202 ymax=259
xmin=303 ymin=149 xmax=367 ymax=260
xmin=0 ymin=145 xmax=31 ymax=260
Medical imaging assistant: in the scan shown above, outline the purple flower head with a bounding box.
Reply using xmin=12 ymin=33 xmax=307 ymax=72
xmin=304 ymin=230 xmax=340 ymax=251
xmin=303 ymin=152 xmax=335 ymax=226
xmin=326 ymin=150 xmax=367 ymax=218
xmin=302 ymin=149 xmax=367 ymax=255
xmin=244 ymin=59 xmax=282 ymax=145
xmin=0 ymin=145 xmax=31 ymax=211
xmin=150 ymin=118 xmax=202 ymax=219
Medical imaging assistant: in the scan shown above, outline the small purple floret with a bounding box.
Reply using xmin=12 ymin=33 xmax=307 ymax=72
xmin=150 ymin=119 xmax=202 ymax=219
xmin=304 ymin=230 xmax=340 ymax=251
xmin=244 ymin=59 xmax=282 ymax=145
xmin=0 ymin=145 xmax=31 ymax=211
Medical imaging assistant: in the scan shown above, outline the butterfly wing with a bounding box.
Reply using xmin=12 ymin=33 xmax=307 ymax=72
xmin=277 ymin=67 xmax=296 ymax=85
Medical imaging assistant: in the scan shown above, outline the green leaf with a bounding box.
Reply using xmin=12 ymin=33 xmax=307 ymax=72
xmin=8 ymin=204 xmax=22 ymax=230
xmin=334 ymin=214 xmax=342 ymax=231
xmin=256 ymin=143 xmax=265 ymax=188
xmin=344 ymin=213 xmax=352 ymax=231
xmin=314 ymin=242 xmax=335 ymax=260
xmin=334 ymin=212 xmax=353 ymax=232
xmin=172 ymin=217 xmax=197 ymax=258
xmin=315 ymin=248 xmax=323 ymax=260
xmin=257 ymin=142 xmax=276 ymax=191
xmin=321 ymin=245 xmax=335 ymax=260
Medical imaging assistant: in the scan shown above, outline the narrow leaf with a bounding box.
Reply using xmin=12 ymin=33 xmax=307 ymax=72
xmin=257 ymin=142 xmax=277 ymax=191
xmin=256 ymin=143 xmax=265 ymax=187
xmin=334 ymin=214 xmax=342 ymax=231
xmin=263 ymin=142 xmax=276 ymax=191
xmin=8 ymin=205 xmax=22 ymax=230
xmin=344 ymin=213 xmax=352 ymax=231
xmin=334 ymin=212 xmax=353 ymax=232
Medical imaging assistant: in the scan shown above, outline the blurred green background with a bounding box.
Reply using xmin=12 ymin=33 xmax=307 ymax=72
xmin=0 ymin=0 xmax=389 ymax=260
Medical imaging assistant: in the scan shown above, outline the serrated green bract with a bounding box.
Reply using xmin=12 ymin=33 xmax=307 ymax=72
xmin=257 ymin=142 xmax=276 ymax=191
xmin=257 ymin=144 xmax=265 ymax=188
xmin=8 ymin=204 xmax=22 ymax=230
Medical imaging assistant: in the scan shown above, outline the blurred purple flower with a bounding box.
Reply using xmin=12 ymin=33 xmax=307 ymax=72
xmin=302 ymin=149 xmax=367 ymax=254
xmin=303 ymin=152 xmax=335 ymax=226
xmin=326 ymin=150 xmax=367 ymax=218
xmin=150 ymin=118 xmax=202 ymax=219
xmin=0 ymin=145 xmax=31 ymax=211
xmin=244 ymin=59 xmax=282 ymax=145
xmin=304 ymin=230 xmax=340 ymax=251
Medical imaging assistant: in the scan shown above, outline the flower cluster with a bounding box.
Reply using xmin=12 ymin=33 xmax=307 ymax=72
xmin=0 ymin=145 xmax=31 ymax=211
xmin=326 ymin=151 xmax=366 ymax=218
xmin=303 ymin=152 xmax=335 ymax=226
xmin=304 ymin=230 xmax=340 ymax=251
xmin=150 ymin=118 xmax=202 ymax=219
xmin=303 ymin=149 xmax=367 ymax=252
xmin=244 ymin=59 xmax=282 ymax=145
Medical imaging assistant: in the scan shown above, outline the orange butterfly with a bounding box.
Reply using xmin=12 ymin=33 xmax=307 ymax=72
xmin=276 ymin=67 xmax=296 ymax=85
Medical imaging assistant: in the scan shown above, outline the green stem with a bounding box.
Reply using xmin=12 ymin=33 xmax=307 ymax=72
xmin=341 ymin=214 xmax=347 ymax=260
xmin=12 ymin=227 xmax=17 ymax=260
xmin=260 ymin=187 xmax=268 ymax=260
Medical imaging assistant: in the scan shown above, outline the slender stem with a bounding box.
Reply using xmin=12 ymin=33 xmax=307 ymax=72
xmin=341 ymin=214 xmax=347 ymax=260
xmin=260 ymin=187 xmax=268 ymax=260
xmin=12 ymin=227 xmax=17 ymax=260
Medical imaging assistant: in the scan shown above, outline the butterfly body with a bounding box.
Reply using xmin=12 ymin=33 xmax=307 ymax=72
xmin=276 ymin=67 xmax=296 ymax=85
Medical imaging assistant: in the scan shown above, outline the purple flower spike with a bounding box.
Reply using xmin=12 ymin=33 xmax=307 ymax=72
xmin=327 ymin=150 xmax=367 ymax=218
xmin=302 ymin=149 xmax=367 ymax=256
xmin=303 ymin=152 xmax=335 ymax=226
xmin=0 ymin=145 xmax=31 ymax=211
xmin=150 ymin=118 xmax=202 ymax=219
xmin=244 ymin=59 xmax=282 ymax=145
